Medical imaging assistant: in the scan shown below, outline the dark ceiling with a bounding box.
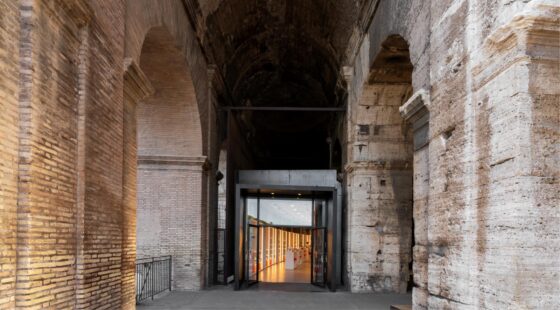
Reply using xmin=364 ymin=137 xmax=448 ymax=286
xmin=185 ymin=0 xmax=379 ymax=169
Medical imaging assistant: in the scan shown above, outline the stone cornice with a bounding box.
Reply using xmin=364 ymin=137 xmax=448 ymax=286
xmin=123 ymin=58 xmax=155 ymax=103
xmin=399 ymin=89 xmax=430 ymax=122
xmin=344 ymin=160 xmax=412 ymax=174
xmin=473 ymin=0 xmax=559 ymax=91
xmin=487 ymin=0 xmax=559 ymax=48
xmin=138 ymin=155 xmax=207 ymax=167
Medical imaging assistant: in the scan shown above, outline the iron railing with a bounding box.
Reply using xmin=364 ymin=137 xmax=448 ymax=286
xmin=136 ymin=256 xmax=172 ymax=303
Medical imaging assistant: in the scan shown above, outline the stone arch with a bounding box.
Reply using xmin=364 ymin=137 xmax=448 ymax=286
xmin=346 ymin=34 xmax=415 ymax=293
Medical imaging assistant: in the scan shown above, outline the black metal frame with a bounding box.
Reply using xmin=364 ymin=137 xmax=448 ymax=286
xmin=136 ymin=256 xmax=172 ymax=303
xmin=235 ymin=184 xmax=339 ymax=291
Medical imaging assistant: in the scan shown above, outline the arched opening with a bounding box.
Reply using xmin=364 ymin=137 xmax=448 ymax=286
xmin=135 ymin=26 xmax=205 ymax=291
xmin=346 ymin=34 xmax=414 ymax=293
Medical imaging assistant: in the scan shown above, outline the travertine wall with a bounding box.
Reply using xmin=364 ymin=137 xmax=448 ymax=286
xmin=345 ymin=0 xmax=560 ymax=309
xmin=346 ymin=81 xmax=414 ymax=292
xmin=0 ymin=0 xmax=558 ymax=309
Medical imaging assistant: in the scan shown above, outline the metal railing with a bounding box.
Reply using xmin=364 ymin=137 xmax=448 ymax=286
xmin=136 ymin=256 xmax=172 ymax=303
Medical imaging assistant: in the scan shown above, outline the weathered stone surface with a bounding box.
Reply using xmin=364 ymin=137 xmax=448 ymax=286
xmin=0 ymin=0 xmax=558 ymax=309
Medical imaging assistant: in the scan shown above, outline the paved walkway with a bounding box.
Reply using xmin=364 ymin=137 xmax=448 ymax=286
xmin=137 ymin=289 xmax=412 ymax=310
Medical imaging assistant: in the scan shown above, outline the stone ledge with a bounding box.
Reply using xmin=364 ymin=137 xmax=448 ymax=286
xmin=138 ymin=155 xmax=207 ymax=167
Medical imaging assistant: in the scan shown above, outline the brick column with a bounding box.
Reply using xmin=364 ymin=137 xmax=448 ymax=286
xmin=121 ymin=59 xmax=154 ymax=309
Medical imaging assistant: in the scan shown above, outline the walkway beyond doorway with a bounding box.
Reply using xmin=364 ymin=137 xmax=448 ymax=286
xmin=136 ymin=290 xmax=412 ymax=310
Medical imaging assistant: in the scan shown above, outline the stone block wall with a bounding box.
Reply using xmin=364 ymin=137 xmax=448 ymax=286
xmin=345 ymin=82 xmax=414 ymax=293
xmin=345 ymin=0 xmax=560 ymax=308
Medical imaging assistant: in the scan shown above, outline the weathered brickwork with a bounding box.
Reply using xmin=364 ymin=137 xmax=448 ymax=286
xmin=132 ymin=22 xmax=207 ymax=291
xmin=15 ymin=1 xmax=84 ymax=308
xmin=0 ymin=0 xmax=19 ymax=308
xmin=137 ymin=163 xmax=205 ymax=290
xmin=0 ymin=0 xmax=558 ymax=309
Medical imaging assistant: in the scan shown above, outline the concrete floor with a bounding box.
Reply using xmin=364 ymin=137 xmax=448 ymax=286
xmin=137 ymin=289 xmax=412 ymax=310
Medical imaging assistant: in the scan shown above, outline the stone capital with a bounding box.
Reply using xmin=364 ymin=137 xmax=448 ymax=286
xmin=399 ymin=89 xmax=430 ymax=122
xmin=342 ymin=66 xmax=354 ymax=84
xmin=123 ymin=58 xmax=155 ymax=103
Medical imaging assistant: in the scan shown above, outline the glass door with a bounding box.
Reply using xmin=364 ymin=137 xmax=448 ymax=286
xmin=247 ymin=224 xmax=259 ymax=284
xmin=311 ymin=198 xmax=327 ymax=287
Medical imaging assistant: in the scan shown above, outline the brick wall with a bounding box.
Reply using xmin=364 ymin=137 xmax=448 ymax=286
xmin=137 ymin=163 xmax=205 ymax=290
xmin=0 ymin=0 xmax=20 ymax=308
xmin=15 ymin=1 xmax=83 ymax=307
xmin=0 ymin=0 xmax=127 ymax=308
xmin=134 ymin=23 xmax=206 ymax=292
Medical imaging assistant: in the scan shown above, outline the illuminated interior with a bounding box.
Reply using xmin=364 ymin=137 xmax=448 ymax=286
xmin=245 ymin=193 xmax=326 ymax=285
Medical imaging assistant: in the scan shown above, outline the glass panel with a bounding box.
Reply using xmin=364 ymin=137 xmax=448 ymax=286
xmin=313 ymin=199 xmax=326 ymax=228
xmin=247 ymin=197 xmax=258 ymax=225
xmin=248 ymin=225 xmax=258 ymax=282
xmin=259 ymin=198 xmax=312 ymax=226
xmin=312 ymin=228 xmax=326 ymax=286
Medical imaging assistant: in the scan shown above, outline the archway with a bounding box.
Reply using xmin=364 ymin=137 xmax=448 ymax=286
xmin=346 ymin=34 xmax=414 ymax=293
xmin=134 ymin=26 xmax=205 ymax=291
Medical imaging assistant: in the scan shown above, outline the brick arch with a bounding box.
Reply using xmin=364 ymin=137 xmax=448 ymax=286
xmin=125 ymin=0 xmax=209 ymax=153
xmin=137 ymin=26 xmax=203 ymax=157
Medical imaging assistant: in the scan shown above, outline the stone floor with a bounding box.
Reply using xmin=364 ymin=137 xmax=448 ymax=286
xmin=137 ymin=289 xmax=412 ymax=310
xmin=259 ymin=260 xmax=311 ymax=283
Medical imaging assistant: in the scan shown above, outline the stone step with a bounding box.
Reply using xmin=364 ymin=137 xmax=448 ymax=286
xmin=390 ymin=305 xmax=412 ymax=310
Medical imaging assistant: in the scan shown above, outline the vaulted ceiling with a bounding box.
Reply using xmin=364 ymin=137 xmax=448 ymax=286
xmin=182 ymin=0 xmax=380 ymax=168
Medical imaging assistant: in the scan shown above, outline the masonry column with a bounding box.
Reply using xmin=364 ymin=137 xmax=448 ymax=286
xmin=204 ymin=65 xmax=219 ymax=286
xmin=121 ymin=59 xmax=154 ymax=309
xmin=345 ymin=66 xmax=414 ymax=293
xmin=464 ymin=1 xmax=559 ymax=307
xmin=400 ymin=90 xmax=430 ymax=309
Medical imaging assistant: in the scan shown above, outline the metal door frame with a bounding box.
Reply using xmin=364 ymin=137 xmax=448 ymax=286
xmin=234 ymin=184 xmax=339 ymax=291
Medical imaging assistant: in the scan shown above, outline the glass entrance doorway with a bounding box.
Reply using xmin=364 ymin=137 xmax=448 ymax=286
xmin=235 ymin=185 xmax=338 ymax=291
xmin=245 ymin=193 xmax=319 ymax=285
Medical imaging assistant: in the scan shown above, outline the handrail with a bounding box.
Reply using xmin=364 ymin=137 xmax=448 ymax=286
xmin=136 ymin=256 xmax=172 ymax=303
